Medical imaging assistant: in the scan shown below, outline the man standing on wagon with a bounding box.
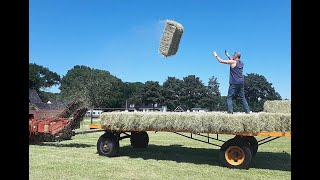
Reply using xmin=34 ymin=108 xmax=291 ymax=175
xmin=212 ymin=50 xmax=251 ymax=114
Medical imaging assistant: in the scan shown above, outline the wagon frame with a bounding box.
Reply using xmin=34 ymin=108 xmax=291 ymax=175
xmin=87 ymin=124 xmax=291 ymax=169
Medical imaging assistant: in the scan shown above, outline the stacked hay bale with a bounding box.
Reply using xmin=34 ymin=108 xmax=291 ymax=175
xmin=159 ymin=20 xmax=184 ymax=57
xmin=98 ymin=100 xmax=291 ymax=133
xmin=263 ymin=100 xmax=291 ymax=113
xmin=99 ymin=111 xmax=291 ymax=133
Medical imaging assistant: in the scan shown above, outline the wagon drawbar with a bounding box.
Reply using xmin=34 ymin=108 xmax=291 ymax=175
xmin=86 ymin=124 xmax=290 ymax=169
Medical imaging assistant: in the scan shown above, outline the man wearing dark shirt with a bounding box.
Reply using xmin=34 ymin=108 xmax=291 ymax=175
xmin=212 ymin=50 xmax=251 ymax=114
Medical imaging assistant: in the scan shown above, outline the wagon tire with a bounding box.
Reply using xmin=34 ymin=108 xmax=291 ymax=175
xmin=234 ymin=135 xmax=258 ymax=157
xmin=130 ymin=131 xmax=149 ymax=148
xmin=97 ymin=133 xmax=119 ymax=157
xmin=243 ymin=136 xmax=258 ymax=157
xmin=219 ymin=138 xmax=253 ymax=169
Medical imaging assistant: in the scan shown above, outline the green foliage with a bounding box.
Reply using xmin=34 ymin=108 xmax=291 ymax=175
xmin=29 ymin=63 xmax=284 ymax=112
xmin=207 ymin=75 xmax=221 ymax=96
xmin=29 ymin=63 xmax=60 ymax=91
xmin=216 ymin=96 xmax=227 ymax=111
xmin=142 ymin=81 xmax=163 ymax=108
xmin=123 ymin=82 xmax=144 ymax=99
xmin=125 ymin=82 xmax=145 ymax=107
xmin=38 ymin=91 xmax=61 ymax=103
xmin=162 ymin=77 xmax=184 ymax=111
xmin=180 ymin=75 xmax=207 ymax=110
xmin=244 ymin=73 xmax=282 ymax=112
xmin=59 ymin=65 xmax=124 ymax=108
xmin=200 ymin=76 xmax=221 ymax=111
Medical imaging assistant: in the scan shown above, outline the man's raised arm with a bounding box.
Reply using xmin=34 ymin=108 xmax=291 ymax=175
xmin=212 ymin=51 xmax=235 ymax=65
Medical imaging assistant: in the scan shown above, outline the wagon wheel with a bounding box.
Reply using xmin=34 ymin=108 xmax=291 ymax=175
xmin=130 ymin=131 xmax=149 ymax=148
xmin=219 ymin=138 xmax=253 ymax=169
xmin=97 ymin=133 xmax=119 ymax=157
xmin=234 ymin=135 xmax=258 ymax=157
xmin=243 ymin=136 xmax=258 ymax=157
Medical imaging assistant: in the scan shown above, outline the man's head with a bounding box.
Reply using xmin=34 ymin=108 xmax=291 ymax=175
xmin=233 ymin=52 xmax=241 ymax=60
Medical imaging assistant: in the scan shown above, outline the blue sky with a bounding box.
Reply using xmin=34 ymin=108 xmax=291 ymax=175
xmin=29 ymin=0 xmax=291 ymax=100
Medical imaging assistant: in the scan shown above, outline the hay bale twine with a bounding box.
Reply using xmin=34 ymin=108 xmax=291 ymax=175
xmin=159 ymin=20 xmax=184 ymax=57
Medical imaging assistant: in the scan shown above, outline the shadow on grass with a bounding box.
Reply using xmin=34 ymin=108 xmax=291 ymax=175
xmin=117 ymin=144 xmax=290 ymax=171
xmin=30 ymin=142 xmax=94 ymax=148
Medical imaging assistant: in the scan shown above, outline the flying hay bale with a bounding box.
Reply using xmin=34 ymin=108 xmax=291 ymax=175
xmin=263 ymin=100 xmax=291 ymax=113
xmin=99 ymin=111 xmax=291 ymax=133
xmin=159 ymin=20 xmax=184 ymax=57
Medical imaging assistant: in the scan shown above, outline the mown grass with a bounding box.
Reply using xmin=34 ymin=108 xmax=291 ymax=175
xmin=29 ymin=118 xmax=291 ymax=180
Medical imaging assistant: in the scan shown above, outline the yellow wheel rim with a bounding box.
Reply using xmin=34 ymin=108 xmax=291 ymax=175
xmin=225 ymin=146 xmax=245 ymax=166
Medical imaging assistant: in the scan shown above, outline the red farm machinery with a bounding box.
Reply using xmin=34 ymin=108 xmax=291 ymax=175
xmin=29 ymin=100 xmax=88 ymax=142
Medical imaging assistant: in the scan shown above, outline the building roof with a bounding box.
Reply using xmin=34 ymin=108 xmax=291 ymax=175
xmin=29 ymin=89 xmax=43 ymax=104
xmin=174 ymin=106 xmax=186 ymax=112
xmin=29 ymin=89 xmax=67 ymax=110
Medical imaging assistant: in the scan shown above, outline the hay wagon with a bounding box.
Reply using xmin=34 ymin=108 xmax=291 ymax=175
xmin=87 ymin=123 xmax=290 ymax=169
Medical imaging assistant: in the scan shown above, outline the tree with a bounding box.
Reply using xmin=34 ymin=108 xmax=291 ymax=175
xmin=180 ymin=75 xmax=207 ymax=110
xmin=207 ymin=76 xmax=221 ymax=96
xmin=141 ymin=81 xmax=163 ymax=109
xmin=38 ymin=91 xmax=61 ymax=103
xmin=200 ymin=76 xmax=221 ymax=111
xmin=29 ymin=63 xmax=60 ymax=91
xmin=59 ymin=65 xmax=124 ymax=108
xmin=217 ymin=96 xmax=228 ymax=111
xmin=162 ymin=77 xmax=184 ymax=111
xmin=124 ymin=82 xmax=145 ymax=108
xmin=244 ymin=73 xmax=282 ymax=112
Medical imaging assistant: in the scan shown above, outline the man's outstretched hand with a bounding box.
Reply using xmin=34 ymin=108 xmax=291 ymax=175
xmin=212 ymin=51 xmax=217 ymax=57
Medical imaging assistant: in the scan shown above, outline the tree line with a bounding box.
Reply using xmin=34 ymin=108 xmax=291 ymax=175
xmin=29 ymin=63 xmax=282 ymax=112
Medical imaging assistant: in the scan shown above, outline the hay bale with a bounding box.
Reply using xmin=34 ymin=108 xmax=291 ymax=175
xmin=263 ymin=100 xmax=291 ymax=113
xmin=159 ymin=20 xmax=184 ymax=57
xmin=99 ymin=111 xmax=291 ymax=133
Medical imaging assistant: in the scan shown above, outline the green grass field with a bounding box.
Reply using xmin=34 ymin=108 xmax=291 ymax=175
xmin=29 ymin=118 xmax=291 ymax=180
